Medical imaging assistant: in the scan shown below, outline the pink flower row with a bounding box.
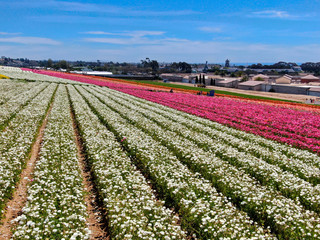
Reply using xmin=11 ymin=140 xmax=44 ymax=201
xmin=28 ymin=69 xmax=320 ymax=153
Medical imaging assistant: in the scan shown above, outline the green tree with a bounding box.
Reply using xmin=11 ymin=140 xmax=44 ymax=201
xmin=141 ymin=58 xmax=159 ymax=75
xmin=241 ymin=75 xmax=249 ymax=82
xmin=47 ymin=58 xmax=53 ymax=68
xmin=54 ymin=60 xmax=69 ymax=70
xmin=254 ymin=77 xmax=264 ymax=81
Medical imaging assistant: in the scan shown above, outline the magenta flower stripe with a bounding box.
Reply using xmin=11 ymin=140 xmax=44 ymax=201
xmin=28 ymin=69 xmax=320 ymax=154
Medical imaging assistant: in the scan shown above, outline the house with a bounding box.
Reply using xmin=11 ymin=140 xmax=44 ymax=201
xmin=289 ymin=75 xmax=302 ymax=83
xmin=252 ymin=74 xmax=269 ymax=81
xmin=238 ymin=81 xmax=263 ymax=91
xmin=160 ymin=74 xmax=183 ymax=82
xmin=268 ymin=85 xmax=310 ymax=95
xmin=301 ymin=75 xmax=320 ymax=83
xmin=308 ymin=88 xmax=320 ymax=97
xmin=293 ymin=66 xmax=302 ymax=72
xmin=209 ymin=78 xmax=225 ymax=86
xmin=215 ymin=79 xmax=239 ymax=88
xmin=276 ymin=75 xmax=292 ymax=84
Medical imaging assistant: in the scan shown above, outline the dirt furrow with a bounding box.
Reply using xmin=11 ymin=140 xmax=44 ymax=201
xmin=0 ymin=102 xmax=54 ymax=239
xmin=69 ymin=98 xmax=109 ymax=240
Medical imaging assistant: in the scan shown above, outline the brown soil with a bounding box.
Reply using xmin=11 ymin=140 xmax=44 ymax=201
xmin=70 ymin=106 xmax=109 ymax=239
xmin=0 ymin=104 xmax=53 ymax=239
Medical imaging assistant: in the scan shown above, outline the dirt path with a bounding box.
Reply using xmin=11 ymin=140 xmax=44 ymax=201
xmin=0 ymin=104 xmax=53 ymax=239
xmin=169 ymin=82 xmax=317 ymax=102
xmin=69 ymin=104 xmax=109 ymax=240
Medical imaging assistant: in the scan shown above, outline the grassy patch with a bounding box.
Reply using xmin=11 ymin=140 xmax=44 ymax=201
xmin=118 ymin=79 xmax=299 ymax=103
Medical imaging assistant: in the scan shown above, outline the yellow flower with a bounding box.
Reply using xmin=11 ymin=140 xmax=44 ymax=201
xmin=0 ymin=74 xmax=9 ymax=79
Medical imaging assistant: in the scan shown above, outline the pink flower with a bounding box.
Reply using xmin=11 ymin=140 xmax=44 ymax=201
xmin=33 ymin=69 xmax=320 ymax=154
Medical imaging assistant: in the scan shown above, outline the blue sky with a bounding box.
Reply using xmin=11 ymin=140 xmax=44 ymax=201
xmin=1 ymin=0 xmax=320 ymax=63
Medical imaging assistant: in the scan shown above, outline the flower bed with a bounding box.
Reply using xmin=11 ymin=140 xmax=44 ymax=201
xmin=68 ymin=85 xmax=186 ymax=239
xmin=76 ymin=85 xmax=274 ymax=239
xmin=26 ymin=69 xmax=320 ymax=154
xmin=84 ymin=86 xmax=320 ymax=239
xmin=0 ymin=84 xmax=56 ymax=217
xmin=0 ymin=83 xmax=48 ymax=129
xmin=13 ymin=85 xmax=89 ymax=239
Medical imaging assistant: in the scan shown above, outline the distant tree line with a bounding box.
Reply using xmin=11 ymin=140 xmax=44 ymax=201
xmin=300 ymin=62 xmax=320 ymax=75
xmin=164 ymin=62 xmax=192 ymax=73
xmin=248 ymin=61 xmax=298 ymax=69
xmin=140 ymin=58 xmax=159 ymax=75
xmin=4 ymin=56 xmax=320 ymax=76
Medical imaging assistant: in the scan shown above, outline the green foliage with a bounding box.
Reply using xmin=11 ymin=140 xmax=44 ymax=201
xmin=47 ymin=58 xmax=53 ymax=68
xmin=141 ymin=58 xmax=159 ymax=74
xmin=241 ymin=76 xmax=249 ymax=82
xmin=248 ymin=61 xmax=297 ymax=69
xmin=301 ymin=62 xmax=320 ymax=73
xmin=54 ymin=60 xmax=69 ymax=70
xmin=254 ymin=77 xmax=264 ymax=81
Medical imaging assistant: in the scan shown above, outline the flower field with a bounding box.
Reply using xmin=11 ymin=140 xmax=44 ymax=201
xmin=0 ymin=67 xmax=320 ymax=239
xmin=22 ymin=69 xmax=320 ymax=153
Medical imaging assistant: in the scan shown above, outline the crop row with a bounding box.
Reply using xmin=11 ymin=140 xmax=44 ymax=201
xmin=114 ymin=86 xmax=320 ymax=153
xmin=32 ymin=69 xmax=320 ymax=154
xmin=0 ymin=82 xmax=48 ymax=131
xmin=0 ymin=84 xmax=56 ymax=217
xmin=75 ymin=85 xmax=274 ymax=239
xmin=82 ymin=85 xmax=320 ymax=239
xmin=89 ymin=86 xmax=320 ymax=212
xmin=0 ymin=67 xmax=87 ymax=85
xmin=98 ymin=86 xmax=320 ymax=184
xmin=4 ymin=70 xmax=319 ymax=239
xmin=0 ymin=80 xmax=39 ymax=105
xmin=68 ymin=85 xmax=186 ymax=239
xmin=12 ymin=85 xmax=89 ymax=239
xmin=138 ymin=94 xmax=320 ymax=169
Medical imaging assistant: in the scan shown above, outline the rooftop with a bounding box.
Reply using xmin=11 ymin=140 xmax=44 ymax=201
xmin=301 ymin=74 xmax=319 ymax=80
xmin=239 ymin=81 xmax=264 ymax=86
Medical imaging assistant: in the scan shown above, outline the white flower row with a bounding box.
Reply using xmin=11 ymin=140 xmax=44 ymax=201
xmin=0 ymin=84 xmax=56 ymax=216
xmin=85 ymin=86 xmax=320 ymax=239
xmin=0 ymin=67 xmax=86 ymax=85
xmin=76 ymin=85 xmax=274 ymax=239
xmin=68 ymin=85 xmax=186 ymax=240
xmin=0 ymin=80 xmax=39 ymax=105
xmin=13 ymin=85 xmax=90 ymax=239
xmin=96 ymin=87 xmax=320 ymax=213
xmin=0 ymin=66 xmax=24 ymax=72
xmin=0 ymin=82 xmax=48 ymax=129
xmin=97 ymin=86 xmax=320 ymax=181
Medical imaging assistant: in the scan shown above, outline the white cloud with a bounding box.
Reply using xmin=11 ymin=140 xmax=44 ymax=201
xmin=7 ymin=0 xmax=199 ymax=17
xmin=55 ymin=1 xmax=199 ymax=16
xmin=92 ymin=40 xmax=320 ymax=63
xmin=81 ymin=32 xmax=320 ymax=62
xmin=0 ymin=37 xmax=61 ymax=45
xmin=0 ymin=32 xmax=21 ymax=35
xmin=251 ymin=10 xmax=292 ymax=19
xmin=82 ymin=31 xmax=165 ymax=38
xmin=82 ymin=31 xmax=113 ymax=35
xmin=84 ymin=37 xmax=187 ymax=45
xmin=84 ymin=30 xmax=173 ymax=45
xmin=198 ymin=27 xmax=222 ymax=33
xmin=3 ymin=39 xmax=320 ymax=63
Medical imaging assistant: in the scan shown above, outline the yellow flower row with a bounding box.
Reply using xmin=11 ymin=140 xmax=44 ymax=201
xmin=0 ymin=74 xmax=10 ymax=79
